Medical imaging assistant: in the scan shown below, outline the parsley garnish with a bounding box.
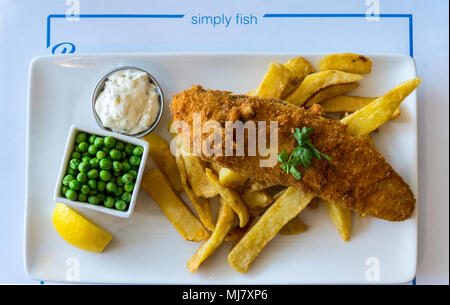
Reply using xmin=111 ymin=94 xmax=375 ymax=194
xmin=277 ymin=127 xmax=330 ymax=180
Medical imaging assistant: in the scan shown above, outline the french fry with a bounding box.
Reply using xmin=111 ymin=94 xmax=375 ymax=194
xmin=244 ymin=180 xmax=275 ymax=192
xmin=142 ymin=133 xmax=183 ymax=192
xmin=208 ymin=162 xmax=222 ymax=174
xmin=341 ymin=78 xmax=422 ymax=136
xmin=284 ymin=56 xmax=315 ymax=85
xmin=272 ymin=188 xmax=287 ymax=201
xmin=279 ymin=216 xmax=308 ymax=235
xmin=319 ymin=53 xmax=373 ymax=74
xmin=321 ymin=95 xmax=376 ymax=113
xmin=228 ymin=188 xmax=314 ymax=273
xmin=142 ymin=169 xmax=209 ymax=242
xmin=182 ymin=156 xmax=218 ymax=198
xmin=304 ymin=82 xmax=359 ymax=107
xmin=187 ymin=199 xmax=235 ymax=273
xmin=241 ymin=190 xmax=273 ymax=209
xmin=175 ymin=156 xmax=215 ymax=231
xmin=205 ymin=168 xmax=249 ymax=228
xmin=251 ymin=62 xmax=296 ymax=99
xmin=218 ymin=167 xmax=248 ymax=187
xmin=323 ymin=201 xmax=352 ymax=241
xmin=285 ymin=70 xmax=364 ymax=106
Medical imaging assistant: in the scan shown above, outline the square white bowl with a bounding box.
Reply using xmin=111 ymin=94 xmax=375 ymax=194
xmin=53 ymin=124 xmax=149 ymax=218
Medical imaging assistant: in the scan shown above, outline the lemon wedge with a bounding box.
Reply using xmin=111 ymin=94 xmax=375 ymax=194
xmin=52 ymin=203 xmax=112 ymax=253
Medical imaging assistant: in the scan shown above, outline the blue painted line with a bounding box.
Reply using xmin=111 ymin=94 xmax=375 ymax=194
xmin=412 ymin=277 xmax=416 ymax=285
xmin=263 ymin=13 xmax=414 ymax=58
xmin=46 ymin=14 xmax=185 ymax=48
xmin=40 ymin=281 xmax=44 ymax=285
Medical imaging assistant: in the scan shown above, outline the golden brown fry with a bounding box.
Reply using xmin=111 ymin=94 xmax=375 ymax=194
xmin=218 ymin=168 xmax=248 ymax=187
xmin=341 ymin=78 xmax=422 ymax=136
xmin=208 ymin=162 xmax=222 ymax=174
xmin=323 ymin=200 xmax=352 ymax=242
xmin=187 ymin=199 xmax=235 ymax=273
xmin=304 ymin=82 xmax=359 ymax=107
xmin=244 ymin=180 xmax=275 ymax=192
xmin=272 ymin=188 xmax=287 ymax=201
xmin=228 ymin=188 xmax=314 ymax=273
xmin=251 ymin=62 xmax=295 ymax=99
xmin=284 ymin=56 xmax=315 ymax=84
xmin=285 ymin=70 xmax=363 ymax=106
xmin=241 ymin=190 xmax=273 ymax=209
xmin=319 ymin=53 xmax=373 ymax=74
xmin=321 ymin=95 xmax=376 ymax=113
xmin=142 ymin=133 xmax=183 ymax=192
xmin=142 ymin=169 xmax=209 ymax=242
xmin=279 ymin=216 xmax=308 ymax=235
xmin=205 ymin=168 xmax=249 ymax=228
xmin=175 ymin=156 xmax=215 ymax=231
xmin=390 ymin=107 xmax=401 ymax=120
xmin=182 ymin=156 xmax=218 ymax=198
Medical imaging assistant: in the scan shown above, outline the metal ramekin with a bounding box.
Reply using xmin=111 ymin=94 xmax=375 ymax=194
xmin=91 ymin=66 xmax=164 ymax=138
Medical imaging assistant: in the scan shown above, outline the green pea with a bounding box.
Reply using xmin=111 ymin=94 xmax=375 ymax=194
xmin=81 ymin=156 xmax=91 ymax=163
xmin=96 ymin=150 xmax=107 ymax=160
xmin=88 ymin=195 xmax=100 ymax=205
xmin=113 ymin=161 xmax=123 ymax=172
xmin=106 ymin=182 xmax=117 ymax=193
xmin=88 ymin=179 xmax=97 ymax=190
xmin=76 ymin=172 xmax=87 ymax=183
xmin=122 ymin=161 xmax=131 ymax=172
xmin=76 ymin=132 xmax=88 ymax=144
xmin=133 ymin=146 xmax=143 ymax=156
xmin=97 ymin=193 xmax=105 ymax=203
xmin=78 ymin=161 xmax=90 ymax=173
xmin=124 ymin=183 xmax=134 ymax=193
xmin=104 ymin=136 xmax=116 ymax=148
xmin=69 ymin=158 xmax=80 ymax=170
xmin=69 ymin=180 xmax=81 ymax=190
xmin=114 ymin=171 xmax=121 ymax=177
xmin=115 ymin=141 xmax=125 ymax=150
xmin=121 ymin=192 xmax=132 ymax=203
xmin=101 ymin=147 xmax=110 ymax=154
xmin=121 ymin=173 xmax=133 ymax=184
xmin=116 ymin=176 xmax=124 ymax=186
xmin=88 ymin=145 xmax=98 ymax=155
xmin=110 ymin=149 xmax=122 ymax=160
xmin=104 ymin=196 xmax=115 ymax=208
xmin=99 ymin=170 xmax=112 ymax=182
xmin=89 ymin=189 xmax=98 ymax=195
xmin=114 ymin=186 xmax=124 ymax=197
xmin=82 ymin=152 xmax=90 ymax=157
xmin=89 ymin=158 xmax=99 ymax=168
xmin=86 ymin=169 xmax=97 ymax=179
xmin=66 ymin=167 xmax=78 ymax=176
xmin=89 ymin=134 xmax=96 ymax=144
xmin=94 ymin=137 xmax=104 ymax=148
xmin=115 ymin=200 xmax=127 ymax=211
xmin=128 ymin=169 xmax=138 ymax=179
xmin=71 ymin=151 xmax=81 ymax=159
xmin=129 ymin=155 xmax=141 ymax=166
xmin=125 ymin=144 xmax=135 ymax=155
xmin=61 ymin=185 xmax=69 ymax=195
xmin=65 ymin=189 xmax=77 ymax=201
xmin=122 ymin=151 xmax=127 ymax=159
xmin=63 ymin=175 xmax=74 ymax=186
xmin=78 ymin=193 xmax=87 ymax=202
xmin=78 ymin=142 xmax=89 ymax=152
xmin=80 ymin=184 xmax=90 ymax=195
xmin=99 ymin=158 xmax=112 ymax=170
xmin=97 ymin=181 xmax=106 ymax=192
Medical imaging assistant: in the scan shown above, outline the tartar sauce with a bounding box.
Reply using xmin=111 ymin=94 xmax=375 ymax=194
xmin=95 ymin=69 xmax=160 ymax=135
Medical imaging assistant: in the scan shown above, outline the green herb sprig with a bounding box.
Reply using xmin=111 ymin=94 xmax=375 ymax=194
xmin=277 ymin=127 xmax=330 ymax=180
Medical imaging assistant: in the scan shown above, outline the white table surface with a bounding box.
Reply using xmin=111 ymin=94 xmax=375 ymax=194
xmin=0 ymin=0 xmax=448 ymax=284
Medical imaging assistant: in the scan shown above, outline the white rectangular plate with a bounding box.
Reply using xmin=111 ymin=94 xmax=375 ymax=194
xmin=25 ymin=53 xmax=418 ymax=284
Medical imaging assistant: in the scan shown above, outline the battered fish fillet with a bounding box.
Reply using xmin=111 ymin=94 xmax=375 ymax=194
xmin=170 ymin=86 xmax=415 ymax=221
